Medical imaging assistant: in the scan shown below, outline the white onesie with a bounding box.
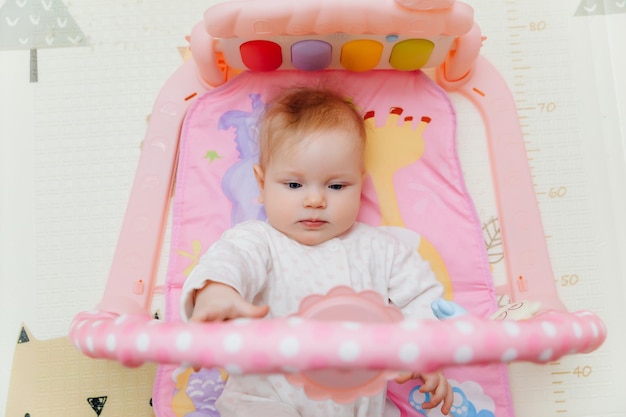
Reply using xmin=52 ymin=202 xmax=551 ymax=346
xmin=181 ymin=220 xmax=443 ymax=417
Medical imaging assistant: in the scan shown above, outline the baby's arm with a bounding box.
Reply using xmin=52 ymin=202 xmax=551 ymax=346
xmin=190 ymin=281 xmax=269 ymax=322
xmin=180 ymin=221 xmax=272 ymax=322
xmin=387 ymin=238 xmax=444 ymax=320
xmin=386 ymin=234 xmax=452 ymax=413
xmin=395 ymin=371 xmax=453 ymax=415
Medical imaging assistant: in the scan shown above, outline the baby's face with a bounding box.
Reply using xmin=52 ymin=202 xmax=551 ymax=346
xmin=254 ymin=128 xmax=364 ymax=245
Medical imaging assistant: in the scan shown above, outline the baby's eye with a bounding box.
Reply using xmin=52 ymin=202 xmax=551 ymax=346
xmin=286 ymin=182 xmax=302 ymax=189
xmin=328 ymin=184 xmax=344 ymax=190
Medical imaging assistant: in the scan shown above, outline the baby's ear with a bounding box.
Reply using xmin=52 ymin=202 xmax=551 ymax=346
xmin=253 ymin=164 xmax=265 ymax=201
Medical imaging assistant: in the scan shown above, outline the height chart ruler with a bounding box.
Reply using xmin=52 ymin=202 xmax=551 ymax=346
xmin=461 ymin=0 xmax=626 ymax=416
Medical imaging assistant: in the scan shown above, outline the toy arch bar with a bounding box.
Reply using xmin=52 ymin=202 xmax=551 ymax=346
xmin=70 ymin=0 xmax=606 ymax=386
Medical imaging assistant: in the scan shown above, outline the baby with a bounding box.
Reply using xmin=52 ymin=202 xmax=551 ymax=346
xmin=181 ymin=87 xmax=453 ymax=416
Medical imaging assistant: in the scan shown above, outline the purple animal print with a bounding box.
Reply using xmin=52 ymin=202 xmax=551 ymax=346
xmin=218 ymin=93 xmax=267 ymax=225
xmin=184 ymin=368 xmax=226 ymax=417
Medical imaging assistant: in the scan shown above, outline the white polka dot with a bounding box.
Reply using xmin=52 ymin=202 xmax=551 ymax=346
xmin=503 ymin=321 xmax=520 ymax=337
xmin=539 ymin=349 xmax=553 ymax=362
xmin=115 ymin=315 xmax=127 ymax=325
xmin=233 ymin=318 xmax=251 ymax=326
xmin=287 ymin=317 xmax=304 ymax=327
xmin=91 ymin=320 xmax=103 ymax=328
xmin=399 ymin=343 xmax=420 ymax=363
xmin=225 ymin=364 xmax=243 ymax=375
xmin=136 ymin=333 xmax=150 ymax=352
xmin=106 ymin=334 xmax=116 ymax=352
xmin=279 ymin=337 xmax=300 ymax=357
xmin=591 ymin=322 xmax=599 ymax=338
xmin=454 ymin=345 xmax=473 ymax=364
xmin=339 ymin=341 xmax=360 ymax=362
xmin=572 ymin=322 xmax=582 ymax=339
xmin=86 ymin=336 xmax=94 ymax=353
xmin=541 ymin=321 xmax=557 ymax=338
xmin=402 ymin=320 xmax=420 ymax=331
xmin=223 ymin=333 xmax=243 ymax=353
xmin=76 ymin=320 xmax=86 ymax=330
xmin=501 ymin=348 xmax=518 ymax=362
xmin=454 ymin=320 xmax=474 ymax=334
xmin=176 ymin=331 xmax=192 ymax=351
xmin=342 ymin=322 xmax=362 ymax=330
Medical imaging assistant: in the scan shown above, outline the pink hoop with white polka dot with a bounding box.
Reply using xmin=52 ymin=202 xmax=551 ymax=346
xmin=70 ymin=299 xmax=606 ymax=402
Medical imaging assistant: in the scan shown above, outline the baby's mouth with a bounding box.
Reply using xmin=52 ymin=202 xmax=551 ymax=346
xmin=300 ymin=219 xmax=327 ymax=228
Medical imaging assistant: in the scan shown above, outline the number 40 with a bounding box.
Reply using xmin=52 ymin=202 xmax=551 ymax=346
xmin=573 ymin=365 xmax=592 ymax=378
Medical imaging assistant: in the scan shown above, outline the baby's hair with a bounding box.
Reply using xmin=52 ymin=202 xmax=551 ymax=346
xmin=257 ymin=87 xmax=366 ymax=169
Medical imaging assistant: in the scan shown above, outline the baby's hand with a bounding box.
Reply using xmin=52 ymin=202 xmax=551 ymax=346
xmin=395 ymin=370 xmax=453 ymax=415
xmin=190 ymin=281 xmax=269 ymax=322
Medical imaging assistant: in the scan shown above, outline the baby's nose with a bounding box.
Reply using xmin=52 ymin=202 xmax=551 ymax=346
xmin=305 ymin=188 xmax=326 ymax=208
